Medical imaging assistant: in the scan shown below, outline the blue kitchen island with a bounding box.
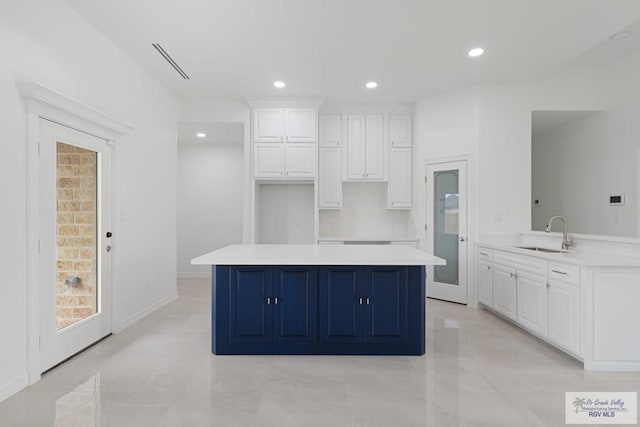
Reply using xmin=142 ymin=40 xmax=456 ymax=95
xmin=191 ymin=244 xmax=445 ymax=356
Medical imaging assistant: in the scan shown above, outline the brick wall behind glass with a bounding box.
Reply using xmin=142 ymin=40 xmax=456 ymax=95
xmin=56 ymin=142 xmax=97 ymax=329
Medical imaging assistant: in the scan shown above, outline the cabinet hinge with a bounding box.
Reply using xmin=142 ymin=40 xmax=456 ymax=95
xmin=424 ymin=176 xmax=427 ymax=183
xmin=424 ymin=224 xmax=428 ymax=231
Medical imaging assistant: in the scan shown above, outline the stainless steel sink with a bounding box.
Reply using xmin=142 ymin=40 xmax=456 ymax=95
xmin=516 ymin=246 xmax=566 ymax=253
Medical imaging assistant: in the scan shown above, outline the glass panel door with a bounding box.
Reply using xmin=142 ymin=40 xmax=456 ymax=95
xmin=39 ymin=119 xmax=112 ymax=373
xmin=426 ymin=161 xmax=467 ymax=304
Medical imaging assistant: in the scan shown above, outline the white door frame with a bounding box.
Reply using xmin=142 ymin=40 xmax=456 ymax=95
xmin=18 ymin=82 xmax=132 ymax=384
xmin=423 ymin=154 xmax=476 ymax=305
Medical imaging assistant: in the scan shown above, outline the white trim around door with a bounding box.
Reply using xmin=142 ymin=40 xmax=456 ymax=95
xmin=18 ymin=82 xmax=131 ymax=384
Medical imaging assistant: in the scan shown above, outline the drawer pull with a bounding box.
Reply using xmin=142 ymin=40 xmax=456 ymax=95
xmin=480 ymin=252 xmax=489 ymax=256
xmin=551 ymin=269 xmax=568 ymax=275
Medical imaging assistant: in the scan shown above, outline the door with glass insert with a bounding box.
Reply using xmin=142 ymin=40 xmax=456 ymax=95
xmin=426 ymin=161 xmax=468 ymax=304
xmin=38 ymin=119 xmax=112 ymax=372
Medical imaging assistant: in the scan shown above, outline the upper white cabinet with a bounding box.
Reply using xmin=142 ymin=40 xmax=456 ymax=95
xmin=252 ymin=105 xmax=318 ymax=179
xmin=346 ymin=114 xmax=384 ymax=180
xmin=387 ymin=148 xmax=411 ymax=208
xmin=254 ymin=142 xmax=315 ymax=178
xmin=253 ymin=107 xmax=317 ymax=143
xmin=389 ymin=115 xmax=412 ymax=147
xmin=319 ymin=115 xmax=341 ymax=147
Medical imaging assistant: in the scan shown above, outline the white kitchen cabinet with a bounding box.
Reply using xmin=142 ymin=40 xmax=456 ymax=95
xmin=253 ymin=107 xmax=317 ymax=143
xmin=254 ymin=143 xmax=284 ymax=177
xmin=346 ymin=114 xmax=384 ymax=180
xmin=389 ymin=115 xmax=412 ymax=147
xmin=548 ymin=278 xmax=580 ymax=355
xmin=492 ymin=263 xmax=517 ymax=321
xmin=285 ymin=143 xmax=316 ymax=177
xmin=318 ymin=147 xmax=342 ymax=208
xmin=387 ymin=147 xmax=411 ymax=209
xmin=477 ymin=260 xmax=493 ymax=307
xmin=516 ymin=271 xmax=548 ymax=337
xmin=319 ymin=115 xmax=341 ymax=147
xmin=254 ymin=142 xmax=315 ymax=179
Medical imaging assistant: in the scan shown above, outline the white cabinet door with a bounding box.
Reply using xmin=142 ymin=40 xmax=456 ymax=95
xmin=516 ymin=271 xmax=548 ymax=337
xmin=364 ymin=114 xmax=384 ymax=179
xmin=346 ymin=115 xmax=366 ymax=179
xmin=318 ymin=147 xmax=342 ymax=209
xmin=493 ymin=263 xmax=517 ymax=321
xmin=284 ymin=143 xmax=315 ymax=178
xmin=319 ymin=114 xmax=341 ymax=147
xmin=477 ymin=260 xmax=493 ymax=307
xmin=319 ymin=147 xmax=342 ymax=208
xmin=285 ymin=108 xmax=317 ymax=142
xmin=548 ymin=280 xmax=580 ymax=355
xmin=390 ymin=115 xmax=412 ymax=147
xmin=388 ymin=147 xmax=411 ymax=209
xmin=254 ymin=143 xmax=284 ymax=178
xmin=254 ymin=108 xmax=284 ymax=142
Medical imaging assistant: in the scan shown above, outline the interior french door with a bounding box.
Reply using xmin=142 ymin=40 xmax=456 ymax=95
xmin=425 ymin=161 xmax=468 ymax=304
xmin=38 ymin=119 xmax=112 ymax=372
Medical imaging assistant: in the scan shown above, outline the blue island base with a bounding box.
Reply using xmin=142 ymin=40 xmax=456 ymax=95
xmin=212 ymin=265 xmax=426 ymax=356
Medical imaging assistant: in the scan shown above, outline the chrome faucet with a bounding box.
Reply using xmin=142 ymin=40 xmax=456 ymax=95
xmin=545 ymin=216 xmax=573 ymax=251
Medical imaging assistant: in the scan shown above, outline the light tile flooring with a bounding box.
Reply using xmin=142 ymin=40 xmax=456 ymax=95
xmin=1 ymin=278 xmax=638 ymax=426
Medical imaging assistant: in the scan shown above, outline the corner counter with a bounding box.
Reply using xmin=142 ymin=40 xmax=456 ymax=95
xmin=193 ymin=244 xmax=445 ymax=356
xmin=476 ymin=239 xmax=640 ymax=371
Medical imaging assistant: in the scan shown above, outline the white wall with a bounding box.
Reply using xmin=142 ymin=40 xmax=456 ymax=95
xmin=177 ymin=144 xmax=244 ymax=277
xmin=412 ymin=87 xmax=479 ymax=249
xmin=179 ymin=99 xmax=252 ymax=242
xmin=257 ymin=184 xmax=315 ymax=244
xmin=0 ymin=0 xmax=178 ymax=400
xmin=320 ymin=182 xmax=415 ymax=238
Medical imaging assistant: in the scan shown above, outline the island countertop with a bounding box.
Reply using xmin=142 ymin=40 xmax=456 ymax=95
xmin=191 ymin=244 xmax=446 ymax=266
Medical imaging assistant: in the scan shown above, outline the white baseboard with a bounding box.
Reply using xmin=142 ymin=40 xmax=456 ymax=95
xmin=0 ymin=372 xmax=28 ymax=403
xmin=114 ymin=291 xmax=179 ymax=333
xmin=177 ymin=271 xmax=211 ymax=279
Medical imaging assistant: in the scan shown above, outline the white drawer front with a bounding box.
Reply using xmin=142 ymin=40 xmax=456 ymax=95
xmin=548 ymin=261 xmax=580 ymax=286
xmin=477 ymin=247 xmax=494 ymax=261
xmin=494 ymin=251 xmax=548 ymax=275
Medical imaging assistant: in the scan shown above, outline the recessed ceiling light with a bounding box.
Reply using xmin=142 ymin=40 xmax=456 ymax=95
xmin=468 ymin=47 xmax=484 ymax=58
xmin=366 ymin=81 xmax=378 ymax=89
xmin=196 ymin=133 xmax=206 ymax=138
xmin=609 ymin=30 xmax=631 ymax=41
xmin=274 ymin=81 xmax=286 ymax=88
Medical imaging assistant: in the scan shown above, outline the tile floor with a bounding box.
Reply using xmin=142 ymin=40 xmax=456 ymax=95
xmin=0 ymin=278 xmax=638 ymax=426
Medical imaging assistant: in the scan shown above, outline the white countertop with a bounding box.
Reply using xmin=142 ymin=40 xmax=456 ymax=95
xmin=477 ymin=239 xmax=640 ymax=267
xmin=318 ymin=236 xmax=419 ymax=242
xmin=192 ymin=244 xmax=446 ymax=266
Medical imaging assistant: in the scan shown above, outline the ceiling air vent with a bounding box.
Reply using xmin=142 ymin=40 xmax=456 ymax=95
xmin=152 ymin=43 xmax=190 ymax=80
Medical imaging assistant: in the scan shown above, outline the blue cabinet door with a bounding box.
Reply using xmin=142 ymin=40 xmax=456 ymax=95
xmin=364 ymin=267 xmax=408 ymax=344
xmin=273 ymin=267 xmax=317 ymax=344
xmin=319 ymin=267 xmax=364 ymax=344
xmin=229 ymin=267 xmax=272 ymax=344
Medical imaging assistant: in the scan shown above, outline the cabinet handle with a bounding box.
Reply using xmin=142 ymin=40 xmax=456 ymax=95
xmin=480 ymin=252 xmax=489 ymax=256
xmin=551 ymin=269 xmax=568 ymax=275
xmin=274 ymin=297 xmax=278 ymax=305
xmin=267 ymin=297 xmax=271 ymax=305
xmin=546 ymin=282 xmax=550 ymax=289
xmin=359 ymin=297 xmax=363 ymax=305
xmin=485 ymin=265 xmax=491 ymax=270
xmin=509 ymin=272 xmax=517 ymax=279
xmin=366 ymin=297 xmax=370 ymax=305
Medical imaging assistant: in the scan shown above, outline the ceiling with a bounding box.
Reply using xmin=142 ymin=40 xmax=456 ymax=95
xmin=65 ymin=0 xmax=640 ymax=103
xmin=177 ymin=122 xmax=244 ymax=144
